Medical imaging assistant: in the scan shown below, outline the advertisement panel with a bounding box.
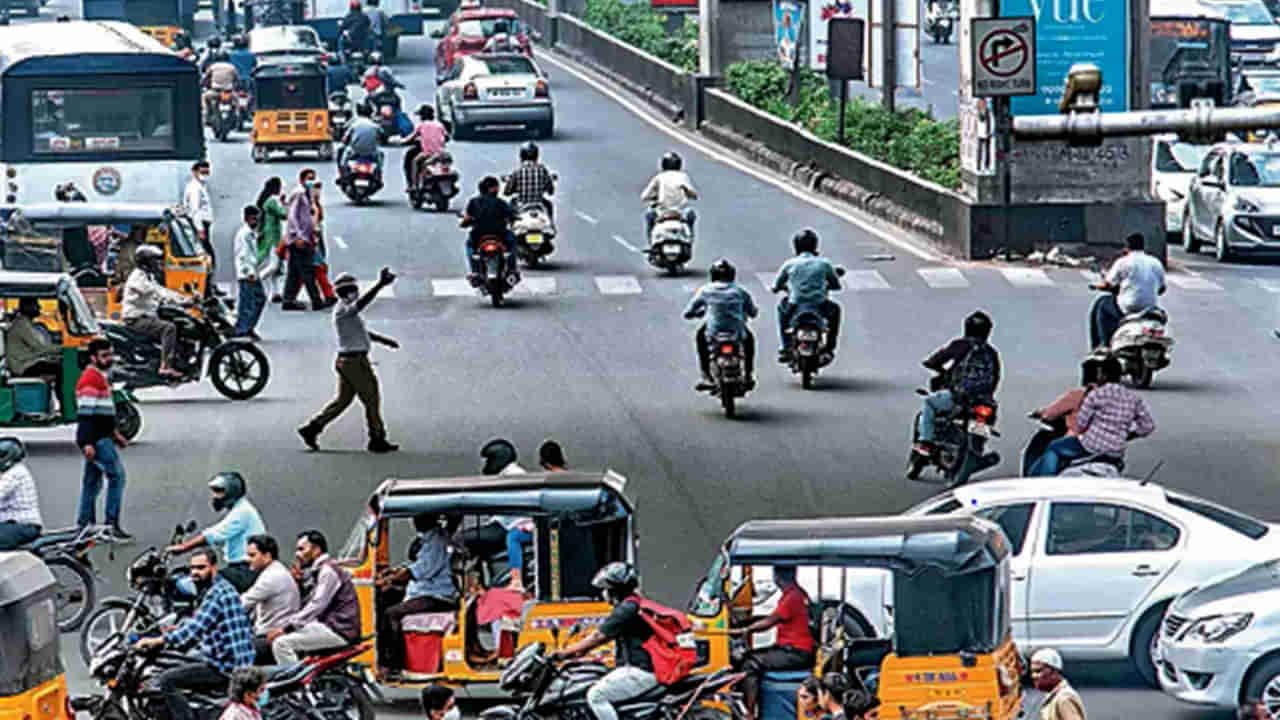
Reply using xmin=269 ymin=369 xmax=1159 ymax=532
xmin=774 ymin=0 xmax=806 ymax=65
xmin=1001 ymin=0 xmax=1130 ymax=115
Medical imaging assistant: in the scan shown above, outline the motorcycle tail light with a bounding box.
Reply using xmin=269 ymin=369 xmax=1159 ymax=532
xmin=480 ymin=241 xmax=502 ymax=253
xmin=356 ymin=163 xmax=373 ymax=173
xmin=974 ymin=405 xmax=994 ymax=423
xmin=1144 ymin=327 xmax=1164 ymax=337
xmin=463 ymin=82 xmax=478 ymax=100
xmin=220 ymin=90 xmax=232 ymax=101
xmin=719 ymin=343 xmax=736 ymax=355
xmin=534 ymin=80 xmax=548 ymax=97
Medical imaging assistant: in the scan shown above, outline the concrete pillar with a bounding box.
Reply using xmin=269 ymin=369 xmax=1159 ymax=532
xmin=699 ymin=0 xmax=720 ymax=76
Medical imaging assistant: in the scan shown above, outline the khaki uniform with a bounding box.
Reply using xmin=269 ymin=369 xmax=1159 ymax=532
xmin=301 ymin=294 xmax=387 ymax=442
xmin=1040 ymin=679 xmax=1086 ymax=720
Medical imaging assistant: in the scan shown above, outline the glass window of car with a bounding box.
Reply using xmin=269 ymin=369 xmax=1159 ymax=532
xmin=1247 ymin=74 xmax=1280 ymax=97
xmin=1230 ymin=151 xmax=1280 ymax=186
xmin=1198 ymin=150 xmax=1219 ymax=177
xmin=975 ymin=503 xmax=1035 ymax=557
xmin=1211 ymin=152 xmax=1226 ymax=180
xmin=1166 ymin=491 xmax=1269 ymax=539
xmin=458 ymin=17 xmax=521 ymax=37
xmin=1212 ymin=0 xmax=1276 ymax=23
xmin=480 ymin=56 xmax=537 ymax=76
xmin=1046 ymin=502 xmax=1180 ymax=555
xmin=1156 ymin=141 xmax=1211 ymax=173
xmin=31 ymin=88 xmax=175 ymax=155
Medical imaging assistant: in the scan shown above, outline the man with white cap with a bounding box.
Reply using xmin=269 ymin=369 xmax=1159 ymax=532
xmin=1030 ymin=648 xmax=1086 ymax=720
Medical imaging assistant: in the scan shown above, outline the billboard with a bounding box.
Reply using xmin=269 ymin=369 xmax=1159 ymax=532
xmin=1001 ymin=0 xmax=1130 ymax=115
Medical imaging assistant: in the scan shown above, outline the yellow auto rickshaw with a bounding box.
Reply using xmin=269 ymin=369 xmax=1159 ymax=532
xmin=0 ymin=204 xmax=211 ymax=322
xmin=339 ymin=471 xmax=636 ymax=692
xmin=250 ymin=58 xmax=333 ymax=163
xmin=0 ymin=552 xmax=71 ymax=720
xmin=688 ymin=515 xmax=1023 ymax=720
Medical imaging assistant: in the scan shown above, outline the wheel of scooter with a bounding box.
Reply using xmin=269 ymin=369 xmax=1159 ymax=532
xmin=666 ymin=263 xmax=681 ymax=277
xmin=490 ymin=288 xmax=504 ymax=307
xmin=525 ymin=253 xmax=541 ymax=268
xmin=802 ymin=367 xmax=814 ymax=390
xmin=434 ymin=195 xmax=449 ymax=212
xmin=721 ymin=388 xmax=736 ymax=418
xmin=115 ymin=398 xmax=143 ymax=442
xmin=409 ymin=191 xmax=424 ymax=210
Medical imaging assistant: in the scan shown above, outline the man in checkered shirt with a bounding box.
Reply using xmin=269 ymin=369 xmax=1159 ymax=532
xmin=503 ymin=141 xmax=556 ymax=225
xmin=1029 ymin=355 xmax=1155 ymax=476
xmin=135 ymin=549 xmax=255 ymax=720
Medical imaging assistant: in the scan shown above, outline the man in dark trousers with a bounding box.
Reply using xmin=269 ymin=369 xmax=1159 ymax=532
xmin=731 ymin=566 xmax=815 ymax=720
xmin=298 ymin=269 xmax=399 ymax=453
xmin=281 ymin=168 xmax=326 ymax=311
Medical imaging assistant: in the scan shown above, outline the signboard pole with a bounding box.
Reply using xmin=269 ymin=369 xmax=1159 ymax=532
xmin=997 ymin=95 xmax=1012 ymax=250
xmin=881 ymin=0 xmax=896 ymax=111
xmin=839 ymin=81 xmax=849 ymax=142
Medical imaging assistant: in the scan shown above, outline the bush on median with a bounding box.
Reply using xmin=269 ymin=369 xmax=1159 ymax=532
xmin=582 ymin=0 xmax=699 ymax=72
xmin=724 ymin=60 xmax=961 ymax=190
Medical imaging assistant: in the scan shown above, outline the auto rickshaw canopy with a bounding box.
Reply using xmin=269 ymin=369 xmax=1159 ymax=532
xmin=371 ymin=470 xmax=634 ymax=518
xmin=253 ymin=58 xmax=328 ymax=110
xmin=0 ymin=552 xmax=62 ymax=696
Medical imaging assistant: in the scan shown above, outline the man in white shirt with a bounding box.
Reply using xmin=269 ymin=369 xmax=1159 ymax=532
xmin=640 ymin=151 xmax=697 ymax=243
xmin=241 ymin=534 xmax=301 ymax=662
xmin=183 ymin=161 xmax=219 ymax=279
xmin=233 ymin=206 xmax=265 ymax=340
xmin=124 ymin=246 xmax=189 ymax=379
xmin=1089 ymin=232 xmax=1166 ymax=349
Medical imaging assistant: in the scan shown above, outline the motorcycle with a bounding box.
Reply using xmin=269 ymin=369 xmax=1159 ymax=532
xmin=210 ymin=89 xmax=237 ymax=142
xmin=646 ymin=208 xmax=693 ymax=275
xmin=1020 ymin=412 xmax=1125 ymax=477
xmin=481 ymin=642 xmax=743 ymax=720
xmin=342 ymin=32 xmax=367 ymax=77
xmin=924 ymin=0 xmax=957 ymax=43
xmin=362 ymin=89 xmax=401 ymax=144
xmin=102 ymin=295 xmax=271 ymax=401
xmin=513 ymin=202 xmax=556 ymax=266
xmin=703 ymin=330 xmax=751 ymax=419
xmin=906 ymin=374 xmax=1001 ymax=487
xmin=329 ymin=91 xmax=353 ymax=141
xmin=338 ymin=153 xmax=383 ymax=203
xmin=17 ymin=524 xmax=113 ymax=633
xmin=1091 ymin=272 xmax=1174 ymax=388
xmin=471 ymin=233 xmax=520 ymax=307
xmin=777 ymin=267 xmax=845 ymax=389
xmin=236 ymin=88 xmax=253 ymax=131
xmin=408 ymin=151 xmax=459 ymax=212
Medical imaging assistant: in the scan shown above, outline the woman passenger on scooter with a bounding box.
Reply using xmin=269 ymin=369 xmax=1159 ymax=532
xmin=395 ymin=104 xmax=449 ymax=189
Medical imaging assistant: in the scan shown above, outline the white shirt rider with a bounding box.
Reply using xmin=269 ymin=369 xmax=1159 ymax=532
xmin=1105 ymin=250 xmax=1165 ymax=314
xmin=641 ymin=170 xmax=697 ymax=213
xmin=122 ymin=268 xmax=187 ymax=321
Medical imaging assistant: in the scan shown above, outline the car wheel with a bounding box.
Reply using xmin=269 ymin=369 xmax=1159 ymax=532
xmin=1181 ymin=210 xmax=1200 ymax=253
xmin=1244 ymin=656 xmax=1280 ymax=718
xmin=1215 ymin=219 xmax=1232 ymax=263
xmin=1130 ymin=605 xmax=1165 ymax=689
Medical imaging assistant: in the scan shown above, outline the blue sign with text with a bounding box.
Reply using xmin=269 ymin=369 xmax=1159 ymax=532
xmin=1001 ymin=0 xmax=1129 ymax=115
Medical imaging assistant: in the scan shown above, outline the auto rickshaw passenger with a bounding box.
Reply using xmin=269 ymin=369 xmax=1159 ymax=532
xmin=0 ymin=437 xmax=42 ymax=550
xmin=377 ymin=512 xmax=459 ymax=674
xmin=733 ymin=566 xmax=816 ymax=720
xmin=124 ymin=246 xmax=189 ymax=379
xmin=7 ymin=297 xmax=62 ymax=395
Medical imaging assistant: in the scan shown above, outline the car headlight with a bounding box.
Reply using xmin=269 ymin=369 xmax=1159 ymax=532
xmin=1235 ymin=196 xmax=1262 ymax=213
xmin=1186 ymin=613 xmax=1253 ymax=643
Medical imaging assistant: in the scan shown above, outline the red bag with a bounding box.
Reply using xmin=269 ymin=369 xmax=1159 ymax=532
xmin=628 ymin=595 xmax=697 ymax=684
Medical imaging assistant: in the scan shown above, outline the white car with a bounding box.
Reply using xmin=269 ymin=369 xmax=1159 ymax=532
xmin=435 ymin=53 xmax=554 ymax=139
xmin=1152 ymin=134 xmax=1212 ymax=234
xmin=904 ymin=476 xmax=1280 ymax=687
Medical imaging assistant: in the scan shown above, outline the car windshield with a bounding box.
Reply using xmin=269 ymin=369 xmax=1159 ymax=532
xmin=1166 ymin=491 xmax=1269 ymax=538
xmin=251 ymin=28 xmax=322 ymax=53
xmin=459 ymin=17 xmax=521 ymax=37
xmin=1156 ymin=141 xmax=1211 ymax=172
xmin=480 ymin=56 xmax=537 ymax=75
xmin=1212 ymin=0 xmax=1275 ymax=23
xmin=1229 ymin=151 xmax=1280 ymax=186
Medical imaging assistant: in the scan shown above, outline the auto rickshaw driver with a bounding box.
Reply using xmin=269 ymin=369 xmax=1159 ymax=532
xmin=6 ymin=297 xmax=64 ymax=404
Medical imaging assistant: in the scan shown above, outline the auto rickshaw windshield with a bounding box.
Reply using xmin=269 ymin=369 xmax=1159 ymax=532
xmin=168 ymin=216 xmax=201 ymax=258
xmin=58 ymin=280 xmax=99 ymax=336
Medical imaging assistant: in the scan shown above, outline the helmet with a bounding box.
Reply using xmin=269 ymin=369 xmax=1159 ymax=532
xmin=369 ymin=51 xmax=383 ymax=65
xmin=660 ymin=151 xmax=682 ymax=171
xmin=792 ymin=228 xmax=819 ymax=255
xmin=214 ymin=48 xmax=230 ymax=61
xmin=0 ymin=436 xmax=26 ymax=473
xmin=709 ymin=258 xmax=735 ymax=283
xmin=519 ymin=141 xmax=539 ymax=161
xmin=416 ymin=103 xmax=434 ymax=120
xmin=591 ymin=562 xmax=639 ymax=602
xmin=1081 ymin=350 xmax=1109 ymax=386
xmin=480 ymin=438 xmax=517 ymax=475
xmin=208 ymin=472 xmax=247 ymax=512
xmin=207 ymin=36 xmax=222 ymax=48
xmin=135 ymin=244 xmax=164 ymax=269
xmin=232 ymin=33 xmax=247 ymax=48
xmin=964 ymin=310 xmax=993 ymax=342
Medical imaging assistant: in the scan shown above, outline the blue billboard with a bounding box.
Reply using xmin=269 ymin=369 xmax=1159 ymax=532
xmin=1001 ymin=0 xmax=1129 ymax=115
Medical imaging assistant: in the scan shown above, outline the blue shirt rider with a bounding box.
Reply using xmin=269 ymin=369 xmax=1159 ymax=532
xmin=228 ymin=34 xmax=257 ymax=91
xmin=338 ymin=104 xmax=384 ymax=181
xmin=684 ymin=258 xmax=757 ymax=391
xmin=772 ymin=229 xmax=842 ymax=363
xmin=164 ymin=472 xmax=267 ymax=593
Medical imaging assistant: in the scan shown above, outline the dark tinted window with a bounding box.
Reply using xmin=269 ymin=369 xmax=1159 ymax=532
xmin=976 ymin=503 xmax=1035 ymax=556
xmin=1047 ymin=502 xmax=1180 ymax=555
xmin=1166 ymin=492 xmax=1269 ymax=539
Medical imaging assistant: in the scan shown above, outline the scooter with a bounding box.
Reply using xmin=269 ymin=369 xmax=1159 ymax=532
xmin=512 ymin=202 xmax=556 ymax=266
xmin=924 ymin=0 xmax=957 ymax=43
xmin=329 ymin=91 xmax=353 ymax=141
xmin=408 ymin=151 xmax=460 ymax=212
xmin=646 ymin=207 xmax=693 ymax=275
xmin=1020 ymin=413 xmax=1125 ymax=477
xmin=1091 ymin=275 xmax=1174 ymax=388
xmin=362 ymin=88 xmax=402 ymax=143
xmin=471 ymin=233 xmax=521 ymax=307
xmin=906 ymin=374 xmax=1001 ymax=487
xmin=338 ymin=151 xmax=384 ymax=204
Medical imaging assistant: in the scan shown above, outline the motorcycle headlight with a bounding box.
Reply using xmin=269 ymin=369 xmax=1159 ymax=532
xmin=1185 ymin=613 xmax=1253 ymax=643
xmin=1235 ymin=196 xmax=1262 ymax=213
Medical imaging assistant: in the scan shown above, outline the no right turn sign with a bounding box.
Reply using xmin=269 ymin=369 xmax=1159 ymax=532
xmin=972 ymin=17 xmax=1036 ymax=97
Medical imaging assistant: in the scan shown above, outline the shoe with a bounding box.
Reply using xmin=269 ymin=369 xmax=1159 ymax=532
xmin=467 ymin=273 xmax=482 ymax=288
xmin=321 ymin=297 xmax=339 ymax=309
xmin=744 ymin=378 xmax=757 ymax=391
xmin=107 ymin=526 xmax=134 ymax=543
xmin=695 ymin=375 xmax=715 ymax=391
xmin=271 ymin=294 xmax=284 ymax=304
xmin=819 ymin=352 xmax=834 ymax=366
xmin=281 ymin=301 xmax=307 ymax=311
xmin=298 ymin=425 xmax=320 ymax=451
xmin=368 ymin=438 xmax=400 ymax=453
xmin=777 ymin=349 xmax=792 ymax=364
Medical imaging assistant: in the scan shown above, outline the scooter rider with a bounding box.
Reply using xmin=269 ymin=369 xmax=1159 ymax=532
xmin=339 ymin=0 xmax=371 ymax=58
xmin=1089 ymin=232 xmax=1165 ymax=350
xmin=772 ymin=228 xmax=842 ymax=364
xmin=460 ymin=176 xmax=518 ymax=285
xmin=337 ymin=103 xmax=383 ymax=182
xmin=684 ymin=259 xmax=758 ymax=391
xmin=165 ymin=472 xmax=268 ymax=593
xmin=124 ymin=245 xmax=190 ymax=379
xmin=642 ymin=151 xmax=697 ymax=242
xmin=549 ymin=563 xmax=659 ymax=720
xmin=197 ymin=35 xmax=223 ymax=74
xmin=503 ymin=141 xmax=555 ymax=224
xmin=202 ymin=49 xmax=242 ymax=124
xmin=396 ymin=104 xmax=449 ymax=187
xmin=912 ymin=311 xmax=1000 ymax=458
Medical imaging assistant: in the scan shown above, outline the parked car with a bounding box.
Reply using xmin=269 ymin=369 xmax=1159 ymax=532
xmin=1157 ymin=558 xmax=1280 ymax=714
xmin=903 ymin=476 xmax=1280 ymax=688
xmin=431 ymin=7 xmax=531 ymax=82
xmin=1201 ymin=0 xmax=1280 ymax=65
xmin=1182 ymin=141 xmax=1280 ymax=260
xmin=1153 ymin=134 xmax=1212 ymax=234
xmin=435 ymin=53 xmax=553 ymax=139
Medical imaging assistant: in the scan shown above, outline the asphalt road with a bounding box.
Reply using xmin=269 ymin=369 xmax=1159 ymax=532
xmin=14 ymin=4 xmax=1280 ymax=720
xmin=844 ymin=0 xmax=963 ymax=119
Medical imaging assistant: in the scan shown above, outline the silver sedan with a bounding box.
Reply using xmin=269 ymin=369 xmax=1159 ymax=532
xmin=435 ymin=53 xmax=554 ymax=140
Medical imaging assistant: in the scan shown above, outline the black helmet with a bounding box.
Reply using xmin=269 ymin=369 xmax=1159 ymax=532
xmin=660 ymin=151 xmax=682 ymax=171
xmin=135 ymin=244 xmax=164 ymax=270
xmin=208 ymin=472 xmax=247 ymax=512
xmin=207 ymin=36 xmax=222 ymax=48
xmin=519 ymin=141 xmax=539 ymax=162
xmin=416 ymin=103 xmax=434 ymax=120
xmin=964 ymin=310 xmax=993 ymax=342
xmin=591 ymin=561 xmax=639 ymax=602
xmin=709 ymin=258 xmax=735 ymax=283
xmin=1081 ymin=350 xmax=1109 ymax=386
xmin=792 ymin=228 xmax=819 ymax=255
xmin=232 ymin=33 xmax=247 ymax=48
xmin=480 ymin=438 xmax=517 ymax=475
xmin=0 ymin=436 xmax=26 ymax=473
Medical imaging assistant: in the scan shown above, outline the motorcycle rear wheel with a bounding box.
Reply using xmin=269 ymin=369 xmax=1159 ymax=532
xmin=1130 ymin=363 xmax=1154 ymax=389
xmin=434 ymin=194 xmax=449 ymax=212
xmin=46 ymin=556 xmax=95 ymax=633
xmin=209 ymin=342 xmax=271 ymax=400
xmin=721 ymin=388 xmax=736 ymax=418
xmin=802 ymin=367 xmax=814 ymax=389
xmin=115 ymin=399 xmax=143 ymax=441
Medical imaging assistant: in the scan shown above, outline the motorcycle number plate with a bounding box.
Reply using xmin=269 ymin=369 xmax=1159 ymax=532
xmin=355 ymin=179 xmax=370 ymax=187
xmin=527 ymin=233 xmax=543 ymax=245
xmin=219 ymin=104 xmax=232 ymax=110
xmin=1272 ymin=224 xmax=1280 ymax=237
xmin=967 ymin=420 xmax=991 ymax=438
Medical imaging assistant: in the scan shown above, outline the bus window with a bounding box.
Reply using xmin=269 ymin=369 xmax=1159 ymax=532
xmin=31 ymin=88 xmax=175 ymax=154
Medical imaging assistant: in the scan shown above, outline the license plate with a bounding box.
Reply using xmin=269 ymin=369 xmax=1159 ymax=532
xmin=967 ymin=420 xmax=991 ymax=437
xmin=491 ymin=88 xmax=522 ymax=97
xmin=355 ymin=179 xmax=370 ymax=187
xmin=526 ymin=233 xmax=543 ymax=245
xmin=1271 ymin=224 xmax=1280 ymax=237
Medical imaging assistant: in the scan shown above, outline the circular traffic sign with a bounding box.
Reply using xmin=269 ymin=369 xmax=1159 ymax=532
xmin=978 ymin=29 xmax=1028 ymax=78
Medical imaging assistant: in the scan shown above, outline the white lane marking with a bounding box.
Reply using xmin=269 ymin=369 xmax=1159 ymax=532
xmin=613 ymin=234 xmax=642 ymax=253
xmin=431 ymin=278 xmax=475 ymax=296
xmin=533 ymin=50 xmax=941 ymax=263
xmin=845 ymin=269 xmax=891 ymax=290
xmin=512 ymin=277 xmax=558 ymax=295
xmin=1167 ymin=274 xmax=1223 ymax=291
xmin=917 ymin=267 xmax=969 ymax=288
xmin=1257 ymin=278 xmax=1280 ymax=293
xmin=575 ymin=210 xmax=599 ymax=224
xmin=594 ymin=275 xmax=642 ymax=294
xmin=334 ymin=235 xmax=348 ymax=249
xmin=999 ymin=267 xmax=1054 ymax=287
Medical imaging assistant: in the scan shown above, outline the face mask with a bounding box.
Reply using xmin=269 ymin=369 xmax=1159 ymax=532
xmin=198 ymin=173 xmax=210 ymax=183
xmin=442 ymin=707 xmax=460 ymax=720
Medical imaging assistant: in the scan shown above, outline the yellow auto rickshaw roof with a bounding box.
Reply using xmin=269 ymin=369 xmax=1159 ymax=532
xmin=0 ymin=551 xmax=56 ymax=605
xmin=372 ymin=470 xmax=634 ymax=517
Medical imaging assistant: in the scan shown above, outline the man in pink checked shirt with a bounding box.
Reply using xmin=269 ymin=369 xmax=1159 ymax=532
xmin=395 ymin=104 xmax=449 ymax=189
xmin=1028 ymin=354 xmax=1156 ymax=476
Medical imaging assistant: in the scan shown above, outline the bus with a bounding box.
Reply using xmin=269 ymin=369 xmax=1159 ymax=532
xmin=301 ymin=0 xmax=424 ymax=60
xmin=1150 ymin=7 xmax=1232 ymax=109
xmin=0 ymin=21 xmax=203 ymax=206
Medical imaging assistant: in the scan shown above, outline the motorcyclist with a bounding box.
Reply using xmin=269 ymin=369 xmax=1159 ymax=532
xmin=325 ymin=53 xmax=357 ymax=90
xmin=362 ymin=51 xmax=402 ymax=92
xmin=503 ymin=141 xmax=555 ymax=226
xmin=164 ymin=472 xmax=268 ymax=592
xmin=1088 ymin=232 xmax=1166 ymax=350
xmin=202 ymin=49 xmax=242 ymax=126
xmin=483 ymin=19 xmax=515 ymax=52
xmin=228 ymin=33 xmax=257 ymax=95
xmin=337 ymin=103 xmax=383 ymax=183
xmin=641 ymin=151 xmax=697 ymax=243
xmin=123 ymin=245 xmax=190 ymax=379
xmin=684 ymin=258 xmax=757 ymax=391
xmin=361 ymin=60 xmax=413 ymax=137
xmin=1024 ymin=352 xmax=1106 ymax=473
xmin=549 ymin=563 xmax=661 ymax=720
xmin=459 ymin=176 xmax=518 ymax=285
xmin=197 ymin=35 xmax=223 ymax=74
xmin=912 ymin=311 xmax=1000 ymax=459
xmin=339 ymin=0 xmax=372 ymax=59
xmin=396 ymin=104 xmax=449 ymax=188
xmin=772 ymin=228 xmax=842 ymax=364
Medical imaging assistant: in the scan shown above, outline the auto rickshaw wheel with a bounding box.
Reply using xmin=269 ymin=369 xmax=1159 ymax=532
xmin=209 ymin=341 xmax=270 ymax=400
xmin=45 ymin=556 xmax=95 ymax=633
xmin=115 ymin=399 xmax=143 ymax=442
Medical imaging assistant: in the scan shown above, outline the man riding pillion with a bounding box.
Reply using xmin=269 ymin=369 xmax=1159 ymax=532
xmin=268 ymin=530 xmax=362 ymax=664
xmin=683 ymin=259 xmax=758 ymax=391
xmin=504 ymin=141 xmax=556 ymax=226
xmin=337 ymin=103 xmax=383 ymax=183
xmin=395 ymin=104 xmax=449 ymax=188
xmin=641 ymin=151 xmax=697 ymax=242
xmin=460 ymin=176 xmax=518 ymax=286
xmin=164 ymin=472 xmax=268 ymax=592
xmin=772 ymin=228 xmax=842 ymax=365
xmin=124 ymin=245 xmax=190 ymax=379
xmin=912 ymin=311 xmax=1001 ymax=459
xmin=1089 ymin=232 xmax=1166 ymax=350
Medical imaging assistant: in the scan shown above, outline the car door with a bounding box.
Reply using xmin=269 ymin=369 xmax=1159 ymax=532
xmin=1204 ymin=152 xmax=1229 ymax=235
xmin=1026 ymin=501 xmax=1182 ymax=651
xmin=974 ymin=502 xmax=1039 ymax=649
xmin=437 ymin=60 xmax=465 ymax=116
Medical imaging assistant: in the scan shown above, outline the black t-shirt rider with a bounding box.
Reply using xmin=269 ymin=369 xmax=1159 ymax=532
xmin=599 ymin=598 xmax=654 ymax=671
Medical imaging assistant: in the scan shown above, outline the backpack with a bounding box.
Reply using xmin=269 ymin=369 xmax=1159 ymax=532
xmin=950 ymin=341 xmax=998 ymax=401
xmin=628 ymin=595 xmax=698 ymax=684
